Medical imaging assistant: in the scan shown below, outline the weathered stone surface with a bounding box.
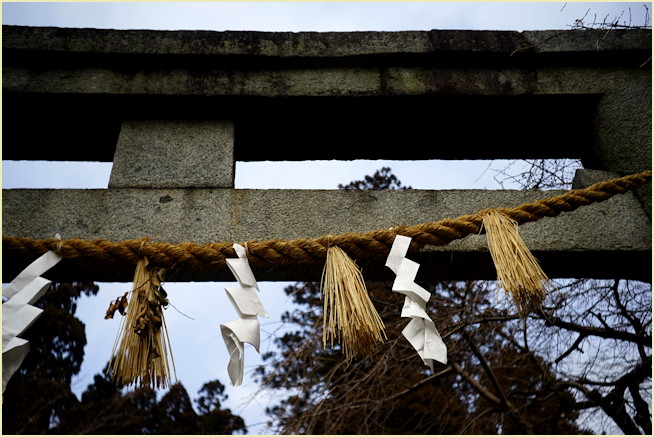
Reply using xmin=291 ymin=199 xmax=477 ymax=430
xmin=593 ymin=75 xmax=652 ymax=174
xmin=522 ymin=29 xmax=652 ymax=53
xmin=572 ymin=169 xmax=622 ymax=189
xmin=573 ymin=169 xmax=652 ymax=221
xmin=2 ymin=187 xmax=650 ymax=282
xmin=1 ymin=27 xmax=435 ymax=57
xmin=3 ymin=26 xmax=649 ymax=58
xmin=3 ymin=27 xmax=651 ymax=98
xmin=4 ymin=66 xmax=382 ymax=97
xmin=108 ymin=120 xmax=235 ymax=188
xmin=383 ymin=67 xmax=536 ymax=96
xmin=534 ymin=67 xmax=648 ymax=95
xmin=2 ymin=26 xmax=650 ymax=284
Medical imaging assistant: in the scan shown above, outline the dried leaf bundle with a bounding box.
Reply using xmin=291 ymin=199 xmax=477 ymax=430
xmin=108 ymin=257 xmax=176 ymax=389
xmin=105 ymin=292 xmax=128 ymax=319
xmin=482 ymin=210 xmax=553 ymax=315
xmin=321 ymin=246 xmax=386 ymax=359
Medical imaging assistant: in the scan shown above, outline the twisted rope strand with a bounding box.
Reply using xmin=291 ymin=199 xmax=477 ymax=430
xmin=3 ymin=170 xmax=650 ymax=276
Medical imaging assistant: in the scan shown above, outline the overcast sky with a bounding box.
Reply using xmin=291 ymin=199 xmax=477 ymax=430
xmin=3 ymin=1 xmax=651 ymax=32
xmin=2 ymin=2 xmax=649 ymax=434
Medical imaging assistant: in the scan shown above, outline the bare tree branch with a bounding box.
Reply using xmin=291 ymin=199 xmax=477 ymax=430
xmin=535 ymin=310 xmax=652 ymax=346
xmin=451 ymin=359 xmax=535 ymax=434
xmin=555 ymin=333 xmax=586 ymax=363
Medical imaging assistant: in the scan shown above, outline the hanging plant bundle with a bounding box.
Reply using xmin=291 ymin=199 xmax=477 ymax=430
xmin=321 ymin=246 xmax=386 ymax=359
xmin=107 ymin=257 xmax=176 ymax=389
xmin=482 ymin=210 xmax=553 ymax=315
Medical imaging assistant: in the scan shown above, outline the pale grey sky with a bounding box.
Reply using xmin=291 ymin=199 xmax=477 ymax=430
xmin=3 ymin=1 xmax=650 ymax=32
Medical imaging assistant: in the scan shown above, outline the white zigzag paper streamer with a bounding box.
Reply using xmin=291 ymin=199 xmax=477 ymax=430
xmin=385 ymin=235 xmax=447 ymax=371
xmin=2 ymin=251 xmax=62 ymax=392
xmin=220 ymin=244 xmax=268 ymax=386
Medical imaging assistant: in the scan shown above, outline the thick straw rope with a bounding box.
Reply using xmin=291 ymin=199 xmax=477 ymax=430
xmin=3 ymin=170 xmax=651 ymax=275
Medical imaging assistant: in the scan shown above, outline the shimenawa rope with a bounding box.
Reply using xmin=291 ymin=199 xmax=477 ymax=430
xmin=3 ymin=170 xmax=651 ymax=276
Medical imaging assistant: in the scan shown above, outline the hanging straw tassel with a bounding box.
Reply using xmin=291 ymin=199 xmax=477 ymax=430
xmin=107 ymin=257 xmax=176 ymax=389
xmin=482 ymin=210 xmax=553 ymax=316
xmin=321 ymin=246 xmax=386 ymax=360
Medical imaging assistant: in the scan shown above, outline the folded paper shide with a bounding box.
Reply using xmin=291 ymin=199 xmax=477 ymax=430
xmin=386 ymin=234 xmax=447 ymax=371
xmin=221 ymin=243 xmax=268 ymax=386
xmin=2 ymin=250 xmax=62 ymax=392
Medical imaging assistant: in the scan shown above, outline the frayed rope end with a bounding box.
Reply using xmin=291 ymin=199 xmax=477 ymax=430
xmin=482 ymin=210 xmax=554 ymax=316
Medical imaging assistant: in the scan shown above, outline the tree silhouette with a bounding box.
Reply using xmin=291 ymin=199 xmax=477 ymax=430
xmin=2 ymin=282 xmax=98 ymax=434
xmin=255 ymin=165 xmax=650 ymax=434
xmin=2 ymin=281 xmax=246 ymax=435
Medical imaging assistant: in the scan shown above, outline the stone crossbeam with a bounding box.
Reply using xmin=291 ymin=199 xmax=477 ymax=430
xmin=2 ymin=174 xmax=650 ymax=282
xmin=2 ymin=26 xmax=651 ymax=283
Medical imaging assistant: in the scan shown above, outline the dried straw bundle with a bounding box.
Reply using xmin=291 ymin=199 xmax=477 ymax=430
xmin=108 ymin=257 xmax=176 ymax=389
xmin=482 ymin=210 xmax=553 ymax=315
xmin=321 ymin=246 xmax=386 ymax=359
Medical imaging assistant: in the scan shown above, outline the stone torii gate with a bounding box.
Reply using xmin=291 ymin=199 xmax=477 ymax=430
xmin=2 ymin=26 xmax=651 ymax=284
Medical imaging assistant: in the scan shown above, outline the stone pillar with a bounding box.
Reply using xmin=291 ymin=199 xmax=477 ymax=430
xmin=109 ymin=119 xmax=235 ymax=188
xmin=591 ymin=74 xmax=652 ymax=218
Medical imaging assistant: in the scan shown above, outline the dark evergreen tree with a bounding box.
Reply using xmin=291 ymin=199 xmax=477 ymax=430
xmin=2 ymin=282 xmax=246 ymax=435
xmin=2 ymin=282 xmax=98 ymax=434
